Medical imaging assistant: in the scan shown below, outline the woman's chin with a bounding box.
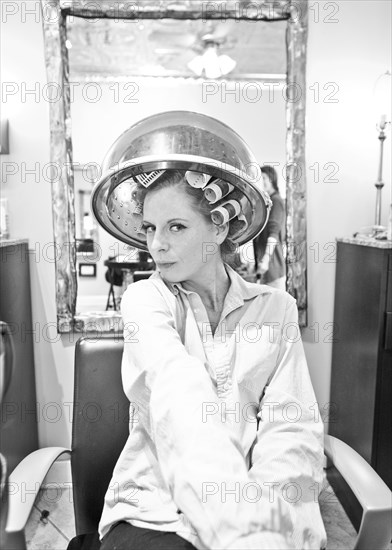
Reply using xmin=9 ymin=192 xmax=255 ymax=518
xmin=157 ymin=264 xmax=181 ymax=280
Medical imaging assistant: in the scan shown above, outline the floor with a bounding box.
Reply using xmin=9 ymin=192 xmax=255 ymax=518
xmin=24 ymin=473 xmax=368 ymax=550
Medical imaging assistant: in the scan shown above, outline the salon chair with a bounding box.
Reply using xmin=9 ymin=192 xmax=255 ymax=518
xmin=3 ymin=336 xmax=392 ymax=550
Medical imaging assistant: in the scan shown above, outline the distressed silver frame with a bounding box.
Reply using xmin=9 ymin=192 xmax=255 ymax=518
xmin=40 ymin=0 xmax=308 ymax=332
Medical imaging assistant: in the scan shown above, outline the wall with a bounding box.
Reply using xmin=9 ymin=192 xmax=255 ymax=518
xmin=0 ymin=1 xmax=391 ymax=454
xmin=303 ymin=0 xmax=391 ymax=415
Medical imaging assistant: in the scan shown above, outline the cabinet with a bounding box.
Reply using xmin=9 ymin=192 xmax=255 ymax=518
xmin=328 ymin=238 xmax=392 ymax=526
xmin=0 ymin=240 xmax=39 ymax=474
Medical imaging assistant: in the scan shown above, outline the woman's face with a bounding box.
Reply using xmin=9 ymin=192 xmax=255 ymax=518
xmin=141 ymin=184 xmax=225 ymax=283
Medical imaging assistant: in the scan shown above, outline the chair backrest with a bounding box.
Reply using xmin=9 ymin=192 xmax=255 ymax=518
xmin=72 ymin=335 xmax=127 ymax=535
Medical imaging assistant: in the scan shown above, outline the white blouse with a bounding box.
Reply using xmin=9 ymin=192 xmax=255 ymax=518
xmin=98 ymin=263 xmax=327 ymax=550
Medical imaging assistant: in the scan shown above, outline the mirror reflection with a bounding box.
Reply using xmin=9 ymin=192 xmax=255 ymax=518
xmin=67 ymin=17 xmax=288 ymax=317
xmin=74 ymin=165 xmax=155 ymax=314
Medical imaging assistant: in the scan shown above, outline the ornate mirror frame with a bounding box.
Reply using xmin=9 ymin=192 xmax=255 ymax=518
xmin=40 ymin=0 xmax=308 ymax=332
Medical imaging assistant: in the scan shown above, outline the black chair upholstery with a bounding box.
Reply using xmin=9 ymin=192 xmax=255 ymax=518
xmin=71 ymin=336 xmax=127 ymax=536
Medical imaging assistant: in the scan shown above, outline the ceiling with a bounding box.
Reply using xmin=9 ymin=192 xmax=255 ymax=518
xmin=67 ymin=18 xmax=287 ymax=80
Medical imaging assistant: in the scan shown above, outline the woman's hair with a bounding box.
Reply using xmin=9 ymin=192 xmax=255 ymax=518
xmin=260 ymin=165 xmax=279 ymax=193
xmin=132 ymin=170 xmax=241 ymax=268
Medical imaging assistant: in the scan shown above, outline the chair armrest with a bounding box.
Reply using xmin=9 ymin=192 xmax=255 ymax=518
xmin=324 ymin=434 xmax=392 ymax=550
xmin=5 ymin=447 xmax=71 ymax=534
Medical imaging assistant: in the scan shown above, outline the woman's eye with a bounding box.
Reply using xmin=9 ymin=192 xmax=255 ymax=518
xmin=141 ymin=225 xmax=153 ymax=234
xmin=141 ymin=224 xmax=184 ymax=234
xmin=171 ymin=224 xmax=185 ymax=232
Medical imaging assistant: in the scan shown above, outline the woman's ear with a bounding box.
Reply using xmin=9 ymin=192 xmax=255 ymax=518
xmin=215 ymin=222 xmax=230 ymax=245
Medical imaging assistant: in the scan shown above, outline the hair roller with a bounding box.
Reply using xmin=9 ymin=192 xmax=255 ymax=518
xmin=204 ymin=180 xmax=235 ymax=204
xmin=210 ymin=199 xmax=241 ymax=225
xmin=185 ymin=171 xmax=212 ymax=188
xmin=228 ymin=213 xmax=249 ymax=239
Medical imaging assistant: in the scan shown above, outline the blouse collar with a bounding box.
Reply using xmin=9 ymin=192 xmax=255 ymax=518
xmin=151 ymin=263 xmax=271 ymax=309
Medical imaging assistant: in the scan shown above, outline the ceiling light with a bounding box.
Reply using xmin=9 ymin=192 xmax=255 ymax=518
xmin=188 ymin=43 xmax=236 ymax=79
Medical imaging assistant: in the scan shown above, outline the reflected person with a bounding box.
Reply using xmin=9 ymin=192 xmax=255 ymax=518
xmin=253 ymin=166 xmax=286 ymax=289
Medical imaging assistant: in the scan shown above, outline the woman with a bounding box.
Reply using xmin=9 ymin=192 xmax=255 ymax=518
xmin=96 ymin=168 xmax=327 ymax=550
xmin=253 ymin=166 xmax=286 ymax=289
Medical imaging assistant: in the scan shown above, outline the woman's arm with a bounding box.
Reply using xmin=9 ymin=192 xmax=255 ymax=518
xmin=256 ymin=236 xmax=279 ymax=276
xmin=266 ymin=193 xmax=285 ymax=239
xmin=121 ymin=281 xmax=295 ymax=550
xmin=256 ymin=194 xmax=285 ymax=275
xmin=249 ymin=298 xmax=327 ymax=550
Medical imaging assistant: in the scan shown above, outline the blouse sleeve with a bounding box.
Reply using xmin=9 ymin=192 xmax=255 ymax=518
xmin=248 ymin=297 xmax=327 ymax=549
xmin=120 ymin=281 xmax=296 ymax=550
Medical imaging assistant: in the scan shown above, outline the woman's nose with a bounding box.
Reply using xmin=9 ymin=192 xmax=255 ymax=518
xmin=149 ymin=230 xmax=169 ymax=253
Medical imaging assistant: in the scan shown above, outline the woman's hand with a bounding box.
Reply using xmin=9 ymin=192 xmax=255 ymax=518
xmin=256 ymin=255 xmax=270 ymax=280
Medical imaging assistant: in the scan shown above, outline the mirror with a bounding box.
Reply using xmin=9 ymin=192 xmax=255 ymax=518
xmin=69 ymin=18 xmax=287 ymax=318
xmin=74 ymin=165 xmax=99 ymax=250
xmin=74 ymin=163 xmax=146 ymax=318
xmin=40 ymin=0 xmax=308 ymax=332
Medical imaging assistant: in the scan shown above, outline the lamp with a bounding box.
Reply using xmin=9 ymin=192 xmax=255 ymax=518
xmin=188 ymin=42 xmax=236 ymax=79
xmin=373 ymin=70 xmax=391 ymax=235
